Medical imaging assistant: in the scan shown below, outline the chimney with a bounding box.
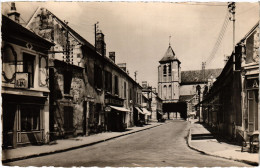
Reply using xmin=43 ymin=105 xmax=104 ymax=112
xmin=117 ymin=63 xmax=127 ymax=72
xmin=109 ymin=52 xmax=115 ymax=63
xmin=96 ymin=32 xmax=106 ymax=57
xmin=142 ymin=81 xmax=148 ymax=88
xmin=7 ymin=2 xmax=20 ymax=23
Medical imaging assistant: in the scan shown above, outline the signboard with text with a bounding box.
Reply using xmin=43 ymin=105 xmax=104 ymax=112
xmin=15 ymin=73 xmax=28 ymax=88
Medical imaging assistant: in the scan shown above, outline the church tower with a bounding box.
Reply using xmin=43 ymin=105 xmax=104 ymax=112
xmin=158 ymin=43 xmax=181 ymax=103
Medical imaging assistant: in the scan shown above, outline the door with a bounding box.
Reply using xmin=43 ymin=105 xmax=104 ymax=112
xmin=2 ymin=103 xmax=17 ymax=148
xmin=248 ymin=90 xmax=259 ymax=133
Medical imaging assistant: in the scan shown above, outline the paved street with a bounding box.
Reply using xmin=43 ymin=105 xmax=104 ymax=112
xmin=4 ymin=120 xmax=249 ymax=167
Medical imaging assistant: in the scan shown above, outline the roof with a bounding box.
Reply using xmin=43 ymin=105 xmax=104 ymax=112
xmin=181 ymin=68 xmax=222 ymax=85
xmin=239 ymin=21 xmax=259 ymax=43
xmin=159 ymin=45 xmax=180 ymax=63
xmin=179 ymin=95 xmax=195 ymax=102
xmin=2 ymin=15 xmax=54 ymax=48
xmin=26 ymin=8 xmax=94 ymax=50
xmin=25 ymin=8 xmax=142 ymax=89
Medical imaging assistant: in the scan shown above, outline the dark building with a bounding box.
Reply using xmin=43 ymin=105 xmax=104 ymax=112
xmin=199 ymin=22 xmax=259 ymax=142
xmin=2 ymin=12 xmax=54 ymax=148
xmin=26 ymin=7 xmax=144 ymax=139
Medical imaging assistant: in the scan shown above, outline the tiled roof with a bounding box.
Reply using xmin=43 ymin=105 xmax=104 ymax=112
xmin=181 ymin=68 xmax=222 ymax=84
xmin=159 ymin=45 xmax=180 ymax=63
xmin=2 ymin=15 xmax=54 ymax=47
xmin=179 ymin=95 xmax=195 ymax=102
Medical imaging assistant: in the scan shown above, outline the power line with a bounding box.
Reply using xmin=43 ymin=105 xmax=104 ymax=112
xmin=205 ymin=10 xmax=231 ymax=65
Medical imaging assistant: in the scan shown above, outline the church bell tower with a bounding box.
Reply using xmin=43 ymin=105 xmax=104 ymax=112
xmin=158 ymin=42 xmax=181 ymax=103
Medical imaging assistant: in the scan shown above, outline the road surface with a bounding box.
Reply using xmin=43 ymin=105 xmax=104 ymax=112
xmin=5 ymin=120 xmax=249 ymax=167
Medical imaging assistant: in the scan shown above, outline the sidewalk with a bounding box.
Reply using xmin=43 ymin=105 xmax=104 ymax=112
xmin=2 ymin=122 xmax=165 ymax=163
xmin=187 ymin=120 xmax=259 ymax=166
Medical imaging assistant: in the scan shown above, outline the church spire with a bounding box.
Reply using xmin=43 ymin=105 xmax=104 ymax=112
xmin=169 ymin=35 xmax=171 ymax=46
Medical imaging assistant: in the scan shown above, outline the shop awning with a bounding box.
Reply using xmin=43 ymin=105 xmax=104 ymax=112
xmin=142 ymin=108 xmax=152 ymax=116
xmin=189 ymin=111 xmax=196 ymax=115
xmin=135 ymin=107 xmax=145 ymax=114
xmin=110 ymin=105 xmax=130 ymax=112
xmin=158 ymin=112 xmax=164 ymax=115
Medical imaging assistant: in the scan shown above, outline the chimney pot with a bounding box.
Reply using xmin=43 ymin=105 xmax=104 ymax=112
xmin=109 ymin=52 xmax=115 ymax=63
xmin=7 ymin=2 xmax=20 ymax=23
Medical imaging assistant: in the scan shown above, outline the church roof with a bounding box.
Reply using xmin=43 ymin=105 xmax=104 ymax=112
xmin=181 ymin=68 xmax=222 ymax=85
xmin=159 ymin=45 xmax=180 ymax=63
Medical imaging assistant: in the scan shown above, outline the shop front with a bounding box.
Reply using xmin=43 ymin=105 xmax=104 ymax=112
xmin=142 ymin=108 xmax=152 ymax=124
xmin=2 ymin=93 xmax=48 ymax=148
xmin=245 ymin=77 xmax=259 ymax=135
xmin=106 ymin=106 xmax=129 ymax=132
xmin=134 ymin=107 xmax=145 ymax=126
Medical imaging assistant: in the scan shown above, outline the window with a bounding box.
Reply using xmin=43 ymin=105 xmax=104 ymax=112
xmin=104 ymin=71 xmax=112 ymax=93
xmin=168 ymin=85 xmax=172 ymax=99
xmin=130 ymin=88 xmax=132 ymax=100
xmin=114 ymin=75 xmax=119 ymax=95
xmin=124 ymin=81 xmax=127 ymax=98
xmin=163 ymin=65 xmax=167 ymax=76
xmin=168 ymin=64 xmax=172 ymax=76
xmin=64 ymin=70 xmax=72 ymax=94
xmin=94 ymin=64 xmax=103 ymax=89
xmin=21 ymin=106 xmax=40 ymax=131
xmin=163 ymin=85 xmax=167 ymax=99
xmin=64 ymin=106 xmax=73 ymax=130
xmin=2 ymin=44 xmax=17 ymax=83
xmin=23 ymin=53 xmax=35 ymax=88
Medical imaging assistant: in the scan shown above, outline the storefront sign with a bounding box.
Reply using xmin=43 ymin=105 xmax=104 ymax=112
xmin=15 ymin=73 xmax=28 ymax=88
xmin=247 ymin=78 xmax=259 ymax=89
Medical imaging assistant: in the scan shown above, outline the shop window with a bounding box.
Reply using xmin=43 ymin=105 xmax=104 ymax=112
xmin=64 ymin=106 xmax=73 ymax=130
xmin=95 ymin=103 xmax=101 ymax=124
xmin=20 ymin=106 xmax=40 ymax=131
xmin=114 ymin=75 xmax=118 ymax=95
xmin=23 ymin=53 xmax=35 ymax=88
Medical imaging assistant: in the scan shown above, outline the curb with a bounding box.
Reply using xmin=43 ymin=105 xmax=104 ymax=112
xmin=187 ymin=128 xmax=258 ymax=166
xmin=3 ymin=123 xmax=165 ymax=163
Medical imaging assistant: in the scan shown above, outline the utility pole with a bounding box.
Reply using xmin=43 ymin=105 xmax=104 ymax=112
xmin=94 ymin=22 xmax=99 ymax=51
xmin=228 ymin=2 xmax=236 ymax=71
xmin=202 ymin=62 xmax=206 ymax=84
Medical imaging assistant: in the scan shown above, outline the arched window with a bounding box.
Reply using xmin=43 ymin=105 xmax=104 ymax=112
xmin=168 ymin=85 xmax=172 ymax=99
xmin=2 ymin=44 xmax=17 ymax=83
xmin=163 ymin=65 xmax=167 ymax=76
xmin=168 ymin=64 xmax=171 ymax=76
xmin=163 ymin=85 xmax=167 ymax=99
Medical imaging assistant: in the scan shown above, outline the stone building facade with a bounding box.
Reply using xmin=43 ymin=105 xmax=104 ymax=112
xmin=158 ymin=45 xmax=181 ymax=103
xmin=2 ymin=12 xmax=54 ymax=148
xmin=25 ymin=7 xmax=143 ymax=140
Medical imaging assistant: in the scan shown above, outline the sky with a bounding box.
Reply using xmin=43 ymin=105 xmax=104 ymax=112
xmin=1 ymin=1 xmax=259 ymax=88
